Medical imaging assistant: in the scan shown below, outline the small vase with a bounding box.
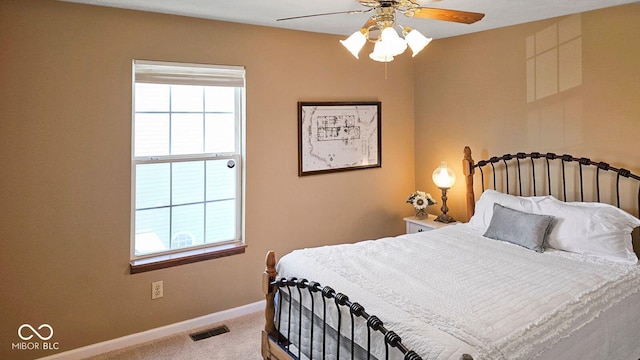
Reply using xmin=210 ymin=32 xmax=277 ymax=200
xmin=415 ymin=209 xmax=427 ymax=219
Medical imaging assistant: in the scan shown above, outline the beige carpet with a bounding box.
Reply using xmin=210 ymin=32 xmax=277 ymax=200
xmin=85 ymin=311 xmax=264 ymax=360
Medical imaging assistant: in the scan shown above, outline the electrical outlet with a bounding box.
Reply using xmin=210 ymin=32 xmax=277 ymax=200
xmin=152 ymin=280 xmax=163 ymax=299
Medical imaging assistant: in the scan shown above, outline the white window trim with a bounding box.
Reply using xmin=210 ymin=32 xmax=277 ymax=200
xmin=129 ymin=60 xmax=246 ymax=272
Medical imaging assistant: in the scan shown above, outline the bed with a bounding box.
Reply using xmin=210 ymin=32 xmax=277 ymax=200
xmin=261 ymin=146 xmax=640 ymax=360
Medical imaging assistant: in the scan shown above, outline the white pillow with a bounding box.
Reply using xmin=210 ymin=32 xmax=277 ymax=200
xmin=531 ymin=197 xmax=640 ymax=264
xmin=468 ymin=190 xmax=552 ymax=231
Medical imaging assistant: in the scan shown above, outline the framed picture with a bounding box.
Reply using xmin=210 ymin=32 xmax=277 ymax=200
xmin=298 ymin=101 xmax=381 ymax=176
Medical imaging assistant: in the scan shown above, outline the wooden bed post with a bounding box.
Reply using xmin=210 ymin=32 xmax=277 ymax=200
xmin=263 ymin=251 xmax=278 ymax=335
xmin=262 ymin=250 xmax=279 ymax=359
xmin=463 ymin=146 xmax=476 ymax=221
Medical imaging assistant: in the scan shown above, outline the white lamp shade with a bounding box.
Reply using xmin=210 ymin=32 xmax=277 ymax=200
xmin=380 ymin=27 xmax=407 ymax=56
xmin=405 ymin=29 xmax=432 ymax=57
xmin=432 ymin=161 xmax=456 ymax=188
xmin=369 ymin=41 xmax=394 ymax=62
xmin=340 ymin=30 xmax=367 ymax=59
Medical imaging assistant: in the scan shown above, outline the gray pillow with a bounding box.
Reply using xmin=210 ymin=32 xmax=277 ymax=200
xmin=483 ymin=203 xmax=554 ymax=253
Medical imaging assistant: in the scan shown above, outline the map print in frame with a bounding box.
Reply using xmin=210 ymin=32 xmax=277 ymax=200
xmin=298 ymin=101 xmax=381 ymax=176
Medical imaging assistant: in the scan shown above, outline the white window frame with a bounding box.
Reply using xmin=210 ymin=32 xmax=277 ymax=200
xmin=130 ymin=60 xmax=246 ymax=271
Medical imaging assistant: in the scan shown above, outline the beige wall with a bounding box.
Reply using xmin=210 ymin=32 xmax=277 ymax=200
xmin=0 ymin=0 xmax=415 ymax=358
xmin=414 ymin=3 xmax=640 ymax=222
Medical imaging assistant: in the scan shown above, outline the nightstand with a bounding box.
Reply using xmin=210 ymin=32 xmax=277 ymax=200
xmin=404 ymin=214 xmax=455 ymax=234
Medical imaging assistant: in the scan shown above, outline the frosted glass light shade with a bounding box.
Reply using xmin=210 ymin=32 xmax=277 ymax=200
xmin=340 ymin=30 xmax=367 ymax=59
xmin=432 ymin=161 xmax=456 ymax=188
xmin=380 ymin=27 xmax=407 ymax=56
xmin=405 ymin=29 xmax=432 ymax=57
xmin=369 ymin=41 xmax=394 ymax=62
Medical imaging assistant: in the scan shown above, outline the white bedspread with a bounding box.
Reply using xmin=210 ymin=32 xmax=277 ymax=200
xmin=277 ymin=224 xmax=640 ymax=360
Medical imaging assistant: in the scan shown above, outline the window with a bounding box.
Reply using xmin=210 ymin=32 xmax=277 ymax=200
xmin=130 ymin=60 xmax=245 ymax=273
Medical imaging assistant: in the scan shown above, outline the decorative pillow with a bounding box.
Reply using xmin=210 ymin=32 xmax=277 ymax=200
xmin=531 ymin=197 xmax=640 ymax=264
xmin=483 ymin=203 xmax=554 ymax=253
xmin=468 ymin=189 xmax=552 ymax=232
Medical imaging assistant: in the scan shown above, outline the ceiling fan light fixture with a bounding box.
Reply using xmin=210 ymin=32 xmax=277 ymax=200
xmin=403 ymin=27 xmax=432 ymax=57
xmin=340 ymin=29 xmax=368 ymax=59
xmin=280 ymin=0 xmax=485 ymax=63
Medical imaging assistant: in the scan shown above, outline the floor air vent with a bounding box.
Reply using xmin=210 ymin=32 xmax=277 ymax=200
xmin=189 ymin=325 xmax=230 ymax=341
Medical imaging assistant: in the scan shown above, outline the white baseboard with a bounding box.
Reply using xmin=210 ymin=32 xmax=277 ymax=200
xmin=38 ymin=300 xmax=265 ymax=360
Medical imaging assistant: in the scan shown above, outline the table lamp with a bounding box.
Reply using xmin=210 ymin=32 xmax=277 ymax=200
xmin=432 ymin=161 xmax=456 ymax=223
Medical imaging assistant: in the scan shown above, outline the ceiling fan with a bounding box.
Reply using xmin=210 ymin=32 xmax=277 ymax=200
xmin=277 ymin=0 xmax=485 ymax=62
xmin=278 ymin=0 xmax=485 ymax=25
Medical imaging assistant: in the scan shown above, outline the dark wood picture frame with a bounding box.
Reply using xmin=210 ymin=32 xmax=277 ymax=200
xmin=298 ymin=101 xmax=382 ymax=176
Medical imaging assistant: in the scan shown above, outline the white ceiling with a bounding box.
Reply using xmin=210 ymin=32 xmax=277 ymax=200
xmin=59 ymin=0 xmax=638 ymax=39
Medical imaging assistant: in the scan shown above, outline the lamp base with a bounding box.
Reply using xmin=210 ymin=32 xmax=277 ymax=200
xmin=435 ymin=213 xmax=456 ymax=223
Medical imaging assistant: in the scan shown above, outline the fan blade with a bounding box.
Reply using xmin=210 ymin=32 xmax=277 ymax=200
xmin=361 ymin=17 xmax=377 ymax=29
xmin=408 ymin=8 xmax=485 ymax=24
xmin=277 ymin=9 xmax=372 ymax=22
xmin=357 ymin=0 xmax=443 ymax=4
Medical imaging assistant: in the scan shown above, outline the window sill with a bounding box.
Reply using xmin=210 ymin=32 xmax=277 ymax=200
xmin=130 ymin=243 xmax=246 ymax=274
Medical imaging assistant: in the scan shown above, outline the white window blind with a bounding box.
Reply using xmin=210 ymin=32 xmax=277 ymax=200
xmin=134 ymin=60 xmax=245 ymax=87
